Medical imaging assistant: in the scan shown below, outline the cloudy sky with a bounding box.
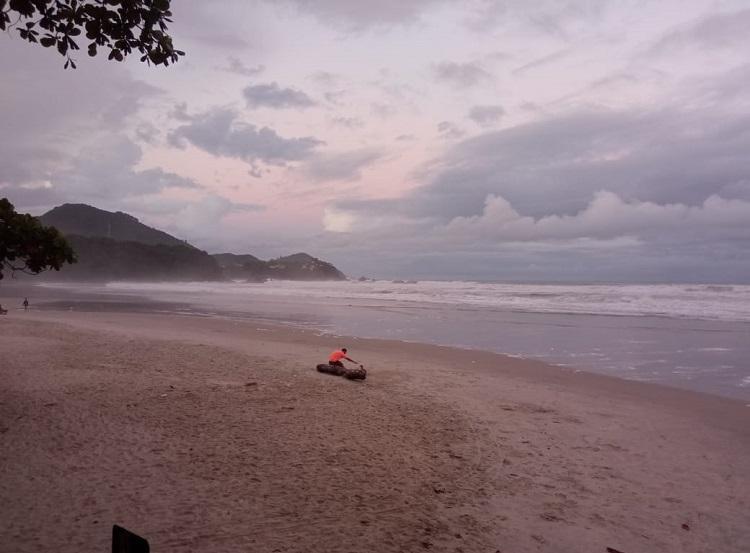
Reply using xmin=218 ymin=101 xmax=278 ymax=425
xmin=2 ymin=0 xmax=749 ymax=282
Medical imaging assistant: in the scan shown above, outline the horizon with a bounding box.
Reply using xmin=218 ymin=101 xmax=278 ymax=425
xmin=3 ymin=1 xmax=750 ymax=283
xmin=27 ymin=201 xmax=750 ymax=284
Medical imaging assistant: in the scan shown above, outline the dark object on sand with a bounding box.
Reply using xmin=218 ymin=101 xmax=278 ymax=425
xmin=606 ymin=548 xmax=625 ymax=553
xmin=112 ymin=525 xmax=149 ymax=553
xmin=316 ymin=363 xmax=367 ymax=380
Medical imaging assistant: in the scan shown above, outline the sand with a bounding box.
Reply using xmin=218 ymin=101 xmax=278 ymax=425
xmin=1 ymin=308 xmax=748 ymax=553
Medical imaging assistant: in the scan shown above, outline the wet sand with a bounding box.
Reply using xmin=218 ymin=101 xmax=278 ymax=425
xmin=1 ymin=308 xmax=748 ymax=552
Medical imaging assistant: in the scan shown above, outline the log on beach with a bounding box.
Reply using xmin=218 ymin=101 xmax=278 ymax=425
xmin=316 ymin=364 xmax=367 ymax=380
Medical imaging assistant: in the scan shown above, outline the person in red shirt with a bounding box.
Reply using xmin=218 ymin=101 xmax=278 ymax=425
xmin=328 ymin=347 xmax=360 ymax=368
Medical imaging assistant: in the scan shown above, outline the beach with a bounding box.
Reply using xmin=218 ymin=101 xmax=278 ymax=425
xmin=1 ymin=306 xmax=748 ymax=553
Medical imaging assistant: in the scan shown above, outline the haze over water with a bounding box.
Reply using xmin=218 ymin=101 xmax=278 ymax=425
xmin=40 ymin=280 xmax=750 ymax=401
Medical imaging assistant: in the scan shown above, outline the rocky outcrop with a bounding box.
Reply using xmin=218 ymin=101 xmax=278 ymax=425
xmin=214 ymin=252 xmax=346 ymax=282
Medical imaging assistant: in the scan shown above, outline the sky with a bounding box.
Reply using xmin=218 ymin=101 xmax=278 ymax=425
xmin=1 ymin=0 xmax=750 ymax=282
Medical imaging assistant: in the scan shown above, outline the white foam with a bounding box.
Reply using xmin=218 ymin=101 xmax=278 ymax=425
xmin=47 ymin=280 xmax=750 ymax=323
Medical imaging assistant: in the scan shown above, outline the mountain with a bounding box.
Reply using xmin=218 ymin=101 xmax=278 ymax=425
xmin=37 ymin=203 xmax=346 ymax=282
xmin=39 ymin=204 xmax=221 ymax=281
xmin=213 ymin=252 xmax=346 ymax=281
xmin=212 ymin=253 xmax=267 ymax=282
xmin=266 ymin=253 xmax=346 ymax=280
xmin=49 ymin=236 xmax=223 ymax=281
xmin=40 ymin=203 xmax=190 ymax=247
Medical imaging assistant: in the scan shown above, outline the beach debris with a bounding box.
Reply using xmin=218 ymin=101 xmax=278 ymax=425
xmin=112 ymin=525 xmax=149 ymax=553
xmin=245 ymin=382 xmax=258 ymax=387
xmin=316 ymin=363 xmax=367 ymax=381
xmin=432 ymin=485 xmax=446 ymax=494
xmin=606 ymin=547 xmax=625 ymax=553
xmin=681 ymin=523 xmax=690 ymax=531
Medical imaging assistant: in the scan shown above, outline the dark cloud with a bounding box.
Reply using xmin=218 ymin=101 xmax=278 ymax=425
xmin=308 ymin=71 xmax=340 ymax=86
xmin=0 ymin=38 xmax=162 ymax=188
xmin=243 ymin=82 xmax=316 ymax=109
xmin=413 ymin=107 xmax=750 ymax=221
xmin=0 ymin=37 xmax=196 ymax=215
xmin=332 ymin=101 xmax=750 ymax=244
xmin=304 ymin=148 xmax=384 ymax=182
xmin=649 ymin=8 xmax=750 ymax=53
xmin=135 ymin=122 xmax=160 ymax=144
xmin=2 ymin=135 xmax=199 ymax=214
xmin=468 ymin=105 xmax=505 ymax=127
xmin=278 ymin=0 xmax=445 ymax=29
xmin=330 ymin=116 xmax=365 ymax=129
xmin=168 ymin=108 xmax=323 ymax=165
xmin=433 ymin=61 xmax=491 ymax=87
xmin=221 ymin=57 xmax=265 ymax=77
xmin=464 ymin=1 xmax=607 ymax=38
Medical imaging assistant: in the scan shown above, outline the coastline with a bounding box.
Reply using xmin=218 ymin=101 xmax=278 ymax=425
xmin=1 ymin=307 xmax=749 ymax=552
xmin=6 ymin=280 xmax=749 ymax=401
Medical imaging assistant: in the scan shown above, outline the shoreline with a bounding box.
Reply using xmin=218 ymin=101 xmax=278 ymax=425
xmin=2 ymin=307 xmax=749 ymax=552
xmin=3 ymin=282 xmax=750 ymax=402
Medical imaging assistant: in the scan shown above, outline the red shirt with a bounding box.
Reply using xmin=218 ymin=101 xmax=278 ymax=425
xmin=329 ymin=350 xmax=346 ymax=362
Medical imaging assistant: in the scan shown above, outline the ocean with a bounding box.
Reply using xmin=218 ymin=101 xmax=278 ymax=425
xmin=38 ymin=280 xmax=750 ymax=401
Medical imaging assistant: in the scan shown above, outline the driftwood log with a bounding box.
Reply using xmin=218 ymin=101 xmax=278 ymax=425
xmin=316 ymin=364 xmax=367 ymax=381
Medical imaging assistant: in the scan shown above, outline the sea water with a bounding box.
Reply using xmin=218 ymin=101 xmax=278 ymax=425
xmin=42 ymin=280 xmax=750 ymax=401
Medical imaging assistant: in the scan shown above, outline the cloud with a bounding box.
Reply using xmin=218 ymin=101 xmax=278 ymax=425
xmin=437 ymin=121 xmax=465 ymax=140
xmin=433 ymin=61 xmax=491 ymax=87
xmin=468 ymin=105 xmax=505 ymax=127
xmin=221 ymin=57 xmax=265 ymax=77
xmin=303 ymin=148 xmax=384 ymax=182
xmin=444 ymin=191 xmax=750 ymax=243
xmin=0 ymin=38 xmax=162 ymax=189
xmin=319 ymin=190 xmax=750 ymax=283
xmin=309 ymin=71 xmax=340 ymax=86
xmin=168 ymin=108 xmax=323 ymax=165
xmin=464 ymin=1 xmax=607 ymax=37
xmin=370 ymin=102 xmax=397 ymax=118
xmin=649 ymin=8 xmax=750 ymax=54
xmin=0 ymin=38 xmax=196 ymax=214
xmin=328 ymin=101 xmax=750 ymax=249
xmin=2 ymin=135 xmax=199 ymax=213
xmin=330 ymin=116 xmax=364 ymax=129
xmin=512 ymin=49 xmax=570 ymax=76
xmin=61 ymin=136 xmax=198 ymax=197
xmin=243 ymin=82 xmax=316 ymax=109
xmin=277 ymin=0 xmax=446 ymax=29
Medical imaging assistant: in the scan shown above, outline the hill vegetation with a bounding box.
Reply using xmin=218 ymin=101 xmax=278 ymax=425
xmin=40 ymin=204 xmax=189 ymax=247
xmin=36 ymin=204 xmax=345 ymax=282
xmin=214 ymin=252 xmax=346 ymax=281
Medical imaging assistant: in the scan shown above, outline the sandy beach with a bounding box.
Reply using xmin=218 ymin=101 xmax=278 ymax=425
xmin=1 ymin=307 xmax=748 ymax=553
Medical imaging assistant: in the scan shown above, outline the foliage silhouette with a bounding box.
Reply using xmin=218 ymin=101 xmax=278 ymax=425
xmin=1 ymin=0 xmax=184 ymax=68
xmin=0 ymin=198 xmax=76 ymax=280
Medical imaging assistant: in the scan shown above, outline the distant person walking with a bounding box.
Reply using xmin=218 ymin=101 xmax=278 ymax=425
xmin=328 ymin=347 xmax=362 ymax=369
xmin=22 ymin=297 xmax=29 ymax=311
